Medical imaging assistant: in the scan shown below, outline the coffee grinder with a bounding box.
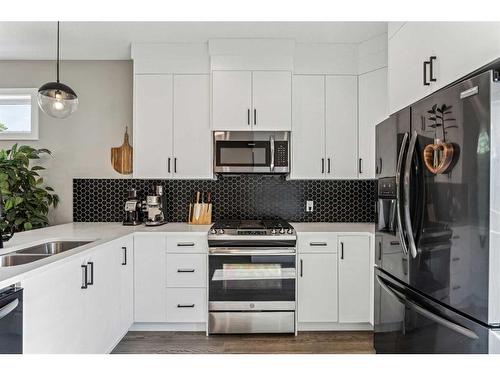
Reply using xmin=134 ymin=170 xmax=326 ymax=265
xmin=123 ymin=188 xmax=142 ymax=226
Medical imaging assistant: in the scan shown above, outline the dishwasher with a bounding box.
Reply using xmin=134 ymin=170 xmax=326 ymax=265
xmin=0 ymin=287 xmax=23 ymax=354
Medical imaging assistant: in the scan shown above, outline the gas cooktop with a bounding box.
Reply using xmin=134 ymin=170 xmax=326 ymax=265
xmin=208 ymin=219 xmax=296 ymax=247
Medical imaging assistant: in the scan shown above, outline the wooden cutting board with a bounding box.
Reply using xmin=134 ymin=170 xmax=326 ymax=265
xmin=111 ymin=127 xmax=133 ymax=175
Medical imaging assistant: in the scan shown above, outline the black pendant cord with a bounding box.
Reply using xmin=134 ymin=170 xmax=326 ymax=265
xmin=56 ymin=21 xmax=60 ymax=83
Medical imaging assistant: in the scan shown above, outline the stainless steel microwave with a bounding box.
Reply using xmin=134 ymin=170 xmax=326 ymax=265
xmin=213 ymin=131 xmax=290 ymax=174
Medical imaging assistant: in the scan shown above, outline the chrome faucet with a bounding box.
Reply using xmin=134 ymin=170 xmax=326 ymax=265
xmin=0 ymin=193 xmax=14 ymax=249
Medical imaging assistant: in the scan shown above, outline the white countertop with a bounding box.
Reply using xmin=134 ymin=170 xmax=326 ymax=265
xmin=0 ymin=222 xmax=211 ymax=289
xmin=291 ymin=222 xmax=374 ymax=234
xmin=0 ymin=221 xmax=372 ymax=289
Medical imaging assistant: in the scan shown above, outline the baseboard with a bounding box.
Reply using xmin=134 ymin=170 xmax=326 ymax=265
xmin=106 ymin=326 xmax=132 ymax=354
xmin=130 ymin=322 xmax=206 ymax=331
xmin=298 ymin=322 xmax=373 ymax=331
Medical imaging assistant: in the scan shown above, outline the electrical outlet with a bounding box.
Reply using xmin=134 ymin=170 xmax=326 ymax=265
xmin=306 ymin=200 xmax=314 ymax=212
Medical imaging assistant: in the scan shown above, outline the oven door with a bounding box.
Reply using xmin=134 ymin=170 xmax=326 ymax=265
xmin=214 ymin=140 xmax=272 ymax=173
xmin=209 ymin=250 xmax=296 ymax=311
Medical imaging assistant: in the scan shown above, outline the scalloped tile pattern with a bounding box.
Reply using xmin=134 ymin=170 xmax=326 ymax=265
xmin=73 ymin=177 xmax=376 ymax=223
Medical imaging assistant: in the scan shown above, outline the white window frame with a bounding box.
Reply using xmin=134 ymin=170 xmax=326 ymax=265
xmin=0 ymin=88 xmax=39 ymax=140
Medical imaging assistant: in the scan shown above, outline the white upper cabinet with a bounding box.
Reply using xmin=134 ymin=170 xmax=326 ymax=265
xmin=252 ymin=71 xmax=292 ymax=130
xmin=325 ymin=75 xmax=358 ymax=179
xmin=291 ymin=74 xmax=358 ymax=179
xmin=388 ymin=22 xmax=500 ymax=114
xmin=291 ymin=75 xmax=325 ymax=179
xmin=173 ymin=74 xmax=211 ymax=179
xmin=134 ymin=74 xmax=173 ymax=178
xmin=134 ymin=74 xmax=212 ymax=179
xmin=212 ymin=70 xmax=292 ymax=131
xmin=212 ymin=71 xmax=252 ymax=130
xmin=358 ymin=68 xmax=388 ymax=179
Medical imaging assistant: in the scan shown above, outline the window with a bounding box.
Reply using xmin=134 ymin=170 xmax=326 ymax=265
xmin=0 ymin=88 xmax=39 ymax=140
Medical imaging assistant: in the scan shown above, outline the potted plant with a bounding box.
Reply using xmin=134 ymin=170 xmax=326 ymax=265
xmin=0 ymin=144 xmax=59 ymax=235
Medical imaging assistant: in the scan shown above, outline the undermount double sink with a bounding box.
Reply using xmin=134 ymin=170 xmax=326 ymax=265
xmin=0 ymin=241 xmax=94 ymax=267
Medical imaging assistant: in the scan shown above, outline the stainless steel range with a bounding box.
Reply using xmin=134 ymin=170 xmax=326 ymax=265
xmin=208 ymin=219 xmax=296 ymax=334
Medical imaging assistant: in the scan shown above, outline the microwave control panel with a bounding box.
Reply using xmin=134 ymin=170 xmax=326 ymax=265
xmin=274 ymin=141 xmax=289 ymax=167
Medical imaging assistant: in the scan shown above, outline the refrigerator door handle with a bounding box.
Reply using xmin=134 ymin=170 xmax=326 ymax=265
xmin=376 ymin=275 xmax=479 ymax=340
xmin=403 ymin=130 xmax=418 ymax=259
xmin=396 ymin=132 xmax=409 ymax=256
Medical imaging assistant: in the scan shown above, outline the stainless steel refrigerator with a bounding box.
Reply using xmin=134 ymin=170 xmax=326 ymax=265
xmin=374 ymin=69 xmax=500 ymax=353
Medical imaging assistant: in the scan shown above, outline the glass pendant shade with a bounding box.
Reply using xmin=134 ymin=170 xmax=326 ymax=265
xmin=37 ymin=22 xmax=78 ymax=119
xmin=37 ymin=81 xmax=78 ymax=119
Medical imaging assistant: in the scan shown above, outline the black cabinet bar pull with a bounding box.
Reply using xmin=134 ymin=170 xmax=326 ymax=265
xmin=327 ymin=158 xmax=331 ymax=174
xmin=87 ymin=262 xmax=94 ymax=286
xmin=177 ymin=269 xmax=195 ymax=273
xmin=254 ymin=108 xmax=256 ymax=125
xmin=379 ymin=157 xmax=383 ymax=174
xmin=300 ymin=259 xmax=303 ymax=277
xmin=177 ymin=242 xmax=195 ymax=247
xmin=378 ymin=241 xmax=382 ymax=261
xmin=429 ymin=56 xmax=437 ymax=82
xmin=177 ymin=304 xmax=195 ymax=308
xmin=423 ymin=60 xmax=430 ymax=86
xmin=340 ymin=242 xmax=344 ymax=260
xmin=81 ymin=265 xmax=88 ymax=289
xmin=321 ymin=158 xmax=325 ymax=174
xmin=247 ymin=109 xmax=250 ymax=125
xmin=174 ymin=157 xmax=177 ymax=173
xmin=167 ymin=157 xmax=171 ymax=173
xmin=122 ymin=246 xmax=127 ymax=266
xmin=310 ymin=242 xmax=327 ymax=246
xmin=358 ymin=158 xmax=363 ymax=174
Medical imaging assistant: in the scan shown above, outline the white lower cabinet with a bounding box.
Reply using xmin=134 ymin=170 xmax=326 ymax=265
xmin=23 ymin=255 xmax=87 ymax=354
xmin=23 ymin=237 xmax=133 ymax=354
xmin=133 ymin=233 xmax=207 ymax=326
xmin=166 ymin=288 xmax=207 ymax=323
xmin=298 ymin=253 xmax=338 ymax=323
xmin=297 ymin=232 xmax=372 ymax=329
xmin=134 ymin=233 xmax=167 ymax=322
xmin=338 ymin=235 xmax=371 ymax=323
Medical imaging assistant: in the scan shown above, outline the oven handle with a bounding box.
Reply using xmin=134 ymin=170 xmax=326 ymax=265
xmin=209 ymin=248 xmax=296 ymax=255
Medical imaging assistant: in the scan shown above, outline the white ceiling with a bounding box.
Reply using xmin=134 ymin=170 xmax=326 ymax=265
xmin=0 ymin=22 xmax=387 ymax=60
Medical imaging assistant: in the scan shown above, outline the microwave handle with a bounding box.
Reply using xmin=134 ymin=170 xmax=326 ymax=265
xmin=270 ymin=136 xmax=275 ymax=172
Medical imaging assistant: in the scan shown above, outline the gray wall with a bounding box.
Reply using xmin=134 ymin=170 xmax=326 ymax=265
xmin=0 ymin=61 xmax=133 ymax=224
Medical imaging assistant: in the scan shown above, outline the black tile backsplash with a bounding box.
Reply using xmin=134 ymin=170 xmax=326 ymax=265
xmin=73 ymin=176 xmax=376 ymax=223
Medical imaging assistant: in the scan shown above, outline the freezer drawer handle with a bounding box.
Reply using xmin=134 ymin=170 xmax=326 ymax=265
xmin=177 ymin=304 xmax=195 ymax=308
xmin=177 ymin=242 xmax=195 ymax=247
xmin=177 ymin=268 xmax=195 ymax=273
xmin=376 ymin=275 xmax=479 ymax=340
xmin=0 ymin=298 xmax=19 ymax=320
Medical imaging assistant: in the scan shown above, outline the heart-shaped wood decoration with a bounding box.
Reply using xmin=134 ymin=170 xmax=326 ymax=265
xmin=423 ymin=141 xmax=454 ymax=174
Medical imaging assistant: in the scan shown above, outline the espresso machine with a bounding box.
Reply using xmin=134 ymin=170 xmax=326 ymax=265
xmin=123 ymin=188 xmax=142 ymax=226
xmin=143 ymin=184 xmax=166 ymax=226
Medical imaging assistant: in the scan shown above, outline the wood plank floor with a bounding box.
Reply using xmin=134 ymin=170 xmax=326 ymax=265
xmin=112 ymin=331 xmax=375 ymax=354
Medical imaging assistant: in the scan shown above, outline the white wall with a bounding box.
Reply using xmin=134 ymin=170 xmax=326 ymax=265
xmin=0 ymin=60 xmax=133 ymax=224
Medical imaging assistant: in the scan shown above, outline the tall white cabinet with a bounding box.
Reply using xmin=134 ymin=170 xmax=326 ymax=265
xmin=358 ymin=68 xmax=388 ymax=179
xmin=212 ymin=70 xmax=292 ymax=131
xmin=292 ymin=74 xmax=358 ymax=179
xmin=134 ymin=74 xmax=211 ymax=179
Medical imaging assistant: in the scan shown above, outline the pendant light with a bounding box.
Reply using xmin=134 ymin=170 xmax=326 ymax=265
xmin=38 ymin=21 xmax=78 ymax=119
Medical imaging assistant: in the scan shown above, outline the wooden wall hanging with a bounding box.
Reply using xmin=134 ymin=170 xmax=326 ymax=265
xmin=111 ymin=127 xmax=133 ymax=175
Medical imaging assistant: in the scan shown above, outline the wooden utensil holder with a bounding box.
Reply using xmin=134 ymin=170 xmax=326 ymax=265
xmin=188 ymin=203 xmax=212 ymax=225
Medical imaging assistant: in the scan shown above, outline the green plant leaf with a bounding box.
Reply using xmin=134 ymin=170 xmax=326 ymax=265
xmin=23 ymin=222 xmax=33 ymax=231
